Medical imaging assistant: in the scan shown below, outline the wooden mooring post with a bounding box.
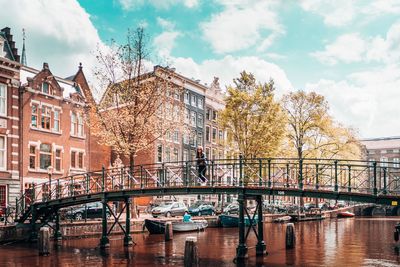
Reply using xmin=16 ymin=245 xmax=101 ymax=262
xmin=165 ymin=221 xmax=173 ymax=241
xmin=38 ymin=227 xmax=50 ymax=256
xmin=285 ymin=223 xmax=296 ymax=249
xmin=184 ymin=236 xmax=198 ymax=267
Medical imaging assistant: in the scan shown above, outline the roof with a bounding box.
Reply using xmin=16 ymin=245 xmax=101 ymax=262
xmin=20 ymin=65 xmax=82 ymax=99
xmin=361 ymin=137 xmax=400 ymax=150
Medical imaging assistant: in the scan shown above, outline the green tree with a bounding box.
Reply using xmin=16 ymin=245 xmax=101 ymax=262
xmin=219 ymin=71 xmax=286 ymax=159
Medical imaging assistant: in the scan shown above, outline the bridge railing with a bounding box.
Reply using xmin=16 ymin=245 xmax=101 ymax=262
xmin=15 ymin=157 xmax=400 ymax=219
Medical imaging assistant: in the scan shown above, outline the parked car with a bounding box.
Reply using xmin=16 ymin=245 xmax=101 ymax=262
xmin=223 ymin=203 xmax=239 ymax=214
xmin=216 ymin=202 xmax=230 ymax=214
xmin=304 ymin=203 xmax=317 ymax=211
xmin=188 ymin=203 xmax=215 ymax=216
xmin=64 ymin=202 xmax=111 ymax=221
xmin=151 ymin=202 xmax=187 ymax=218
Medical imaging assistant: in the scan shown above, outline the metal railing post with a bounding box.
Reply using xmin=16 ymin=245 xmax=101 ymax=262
xmin=239 ymin=154 xmax=244 ymax=187
xmin=185 ymin=161 xmax=189 ymax=186
xmin=268 ymin=159 xmax=271 ymax=188
xmin=334 ymin=160 xmax=338 ymax=192
xmin=258 ymin=159 xmax=262 ymax=186
xmin=161 ymin=163 xmax=165 ymax=187
xmin=348 ymin=165 xmax=351 ymax=192
xmin=211 ymin=160 xmax=215 ymax=186
xmin=373 ymin=162 xmax=377 ymax=195
xmin=140 ymin=165 xmax=144 ymax=188
xmin=286 ymin=163 xmax=290 ymax=188
xmin=86 ymin=174 xmax=89 ymax=194
xmin=101 ymin=166 xmax=105 ymax=192
xmin=383 ymin=167 xmax=387 ymax=195
xmin=315 ymin=164 xmax=319 ymax=190
xmin=71 ymin=176 xmax=74 ymax=197
xmin=299 ymin=159 xmax=303 ymax=190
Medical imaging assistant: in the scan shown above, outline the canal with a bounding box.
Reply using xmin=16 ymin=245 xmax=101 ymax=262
xmin=0 ymin=217 xmax=399 ymax=266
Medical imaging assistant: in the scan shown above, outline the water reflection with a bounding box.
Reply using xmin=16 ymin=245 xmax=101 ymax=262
xmin=0 ymin=218 xmax=399 ymax=266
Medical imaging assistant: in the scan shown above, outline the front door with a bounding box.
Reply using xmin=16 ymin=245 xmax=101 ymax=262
xmin=0 ymin=185 xmax=6 ymax=215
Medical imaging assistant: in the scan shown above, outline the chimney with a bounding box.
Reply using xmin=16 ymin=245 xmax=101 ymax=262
xmin=43 ymin=62 xmax=49 ymax=70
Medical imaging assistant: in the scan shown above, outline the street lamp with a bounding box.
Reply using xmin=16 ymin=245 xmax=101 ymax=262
xmin=47 ymin=166 xmax=53 ymax=200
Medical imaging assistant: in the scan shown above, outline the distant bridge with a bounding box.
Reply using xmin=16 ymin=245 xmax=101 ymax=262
xmin=15 ymin=157 xmax=400 ymax=259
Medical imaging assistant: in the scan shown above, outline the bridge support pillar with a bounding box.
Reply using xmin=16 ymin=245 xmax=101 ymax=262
xmin=124 ymin=197 xmax=133 ymax=247
xmin=54 ymin=210 xmax=62 ymax=241
xmin=256 ymin=195 xmax=267 ymax=256
xmin=29 ymin=207 xmax=38 ymax=243
xmin=100 ymin=198 xmax=110 ymax=249
xmin=235 ymin=193 xmax=248 ymax=261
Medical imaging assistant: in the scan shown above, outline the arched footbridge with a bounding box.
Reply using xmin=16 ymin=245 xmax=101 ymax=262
xmin=15 ymin=157 xmax=400 ymax=259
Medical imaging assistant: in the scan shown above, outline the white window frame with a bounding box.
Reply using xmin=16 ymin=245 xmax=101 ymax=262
xmin=0 ymin=84 xmax=6 ymax=117
xmin=53 ymin=109 xmax=61 ymax=133
xmin=393 ymin=158 xmax=400 ymax=168
xmin=380 ymin=157 xmax=388 ymax=167
xmin=0 ymin=135 xmax=6 ymax=170
xmin=70 ymin=148 xmax=85 ymax=171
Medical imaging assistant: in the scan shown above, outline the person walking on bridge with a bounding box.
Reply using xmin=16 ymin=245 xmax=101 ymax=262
xmin=196 ymin=146 xmax=208 ymax=185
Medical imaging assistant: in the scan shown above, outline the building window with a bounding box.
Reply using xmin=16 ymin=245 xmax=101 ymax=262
xmin=381 ymin=150 xmax=387 ymax=154
xmin=0 ymin=136 xmax=5 ymax=169
xmin=173 ymin=130 xmax=179 ymax=143
xmin=71 ymin=151 xmax=76 ymax=168
xmin=219 ymin=130 xmax=223 ymax=141
xmin=77 ymin=113 xmax=84 ymax=136
xmin=198 ymin=98 xmax=203 ymax=109
xmin=206 ymin=108 xmax=211 ymax=120
xmin=191 ymin=111 xmax=196 ymax=127
xmin=380 ymin=157 xmax=388 ymax=167
xmin=190 ymin=132 xmax=196 ymax=146
xmin=212 ymin=110 xmax=218 ymax=121
xmin=55 ymin=149 xmax=62 ymax=171
xmin=41 ymin=106 xmax=51 ymax=130
xmin=212 ymin=148 xmax=217 ymax=160
xmin=78 ymin=152 xmax=84 ymax=169
xmin=0 ymin=84 xmax=6 ymax=116
xmin=183 ymin=149 xmax=189 ymax=161
xmin=394 ymin=158 xmax=400 ymax=168
xmin=173 ymin=148 xmax=178 ymax=162
xmin=0 ymin=185 xmax=6 ymax=207
xmin=29 ymin=145 xmax=36 ymax=169
xmin=191 ymin=95 xmax=196 ymax=106
xmin=206 ymin=126 xmax=210 ymax=142
xmin=184 ymin=91 xmax=189 ymax=104
xmin=205 ymin=147 xmax=210 ymax=158
xmin=53 ymin=109 xmax=60 ymax=132
xmin=212 ymin=128 xmax=217 ymax=142
xmin=197 ymin=132 xmax=203 ymax=147
xmin=157 ymin=145 xmax=163 ymax=163
xmin=42 ymin=82 xmax=50 ymax=94
xmin=198 ymin=114 xmax=203 ymax=128
xmin=165 ymin=147 xmax=171 ymax=162
xmin=183 ymin=133 xmax=189 ymax=145
xmin=39 ymin=143 xmax=52 ymax=170
xmin=31 ymin=104 xmax=38 ymax=127
xmin=185 ymin=109 xmax=189 ymax=123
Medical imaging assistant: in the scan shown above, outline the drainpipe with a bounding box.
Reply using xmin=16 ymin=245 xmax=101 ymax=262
xmin=18 ymin=85 xmax=24 ymax=199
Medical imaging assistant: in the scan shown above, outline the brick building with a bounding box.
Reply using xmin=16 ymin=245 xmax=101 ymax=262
xmin=0 ymin=27 xmax=21 ymax=208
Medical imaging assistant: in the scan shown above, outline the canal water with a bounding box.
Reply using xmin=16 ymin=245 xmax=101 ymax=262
xmin=1 ymin=218 xmax=400 ymax=267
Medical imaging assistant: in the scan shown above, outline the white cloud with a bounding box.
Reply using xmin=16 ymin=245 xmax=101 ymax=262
xmin=0 ymin=0 xmax=105 ymax=89
xmin=201 ymin=1 xmax=284 ymax=53
xmin=170 ymin=55 xmax=293 ymax=94
xmin=118 ymin=0 xmax=198 ymax=10
xmin=305 ymin=64 xmax=400 ymax=137
xmin=312 ymin=22 xmax=400 ymax=65
xmin=300 ymin=0 xmax=400 ymax=27
xmin=311 ymin=33 xmax=366 ymax=65
xmin=154 ymin=18 xmax=181 ymax=57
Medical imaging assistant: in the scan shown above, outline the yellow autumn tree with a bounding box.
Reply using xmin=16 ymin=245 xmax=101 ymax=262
xmin=219 ymin=71 xmax=286 ymax=159
xmin=282 ymin=90 xmax=362 ymax=160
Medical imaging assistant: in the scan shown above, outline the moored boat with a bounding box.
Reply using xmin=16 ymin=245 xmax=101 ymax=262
xmin=273 ymin=215 xmax=292 ymax=223
xmin=145 ymin=219 xmax=208 ymax=234
xmin=145 ymin=219 xmax=165 ymax=234
xmin=219 ymin=214 xmax=258 ymax=228
xmin=172 ymin=220 xmax=208 ymax=232
xmin=337 ymin=211 xmax=355 ymax=218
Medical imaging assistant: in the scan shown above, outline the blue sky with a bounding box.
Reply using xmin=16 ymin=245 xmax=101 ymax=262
xmin=2 ymin=0 xmax=400 ymax=138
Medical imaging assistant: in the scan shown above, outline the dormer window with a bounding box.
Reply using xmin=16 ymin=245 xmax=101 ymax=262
xmin=42 ymin=82 xmax=50 ymax=94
